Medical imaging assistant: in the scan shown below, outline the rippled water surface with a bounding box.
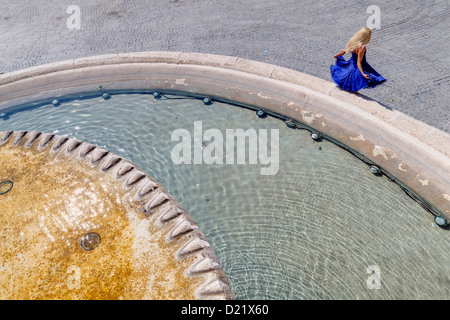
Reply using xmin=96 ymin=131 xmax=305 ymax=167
xmin=2 ymin=93 xmax=449 ymax=299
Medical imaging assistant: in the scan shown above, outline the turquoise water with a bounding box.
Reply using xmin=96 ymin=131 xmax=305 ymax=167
xmin=1 ymin=93 xmax=449 ymax=299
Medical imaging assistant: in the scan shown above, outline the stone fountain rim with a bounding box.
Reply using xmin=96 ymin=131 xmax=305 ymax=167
xmin=0 ymin=51 xmax=448 ymax=219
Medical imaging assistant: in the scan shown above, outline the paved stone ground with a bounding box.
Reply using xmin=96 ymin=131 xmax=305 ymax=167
xmin=0 ymin=0 xmax=448 ymax=133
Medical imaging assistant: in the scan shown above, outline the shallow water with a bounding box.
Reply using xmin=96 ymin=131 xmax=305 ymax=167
xmin=1 ymin=93 xmax=449 ymax=299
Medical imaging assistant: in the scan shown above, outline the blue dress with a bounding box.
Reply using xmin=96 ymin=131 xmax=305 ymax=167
xmin=330 ymin=50 xmax=386 ymax=92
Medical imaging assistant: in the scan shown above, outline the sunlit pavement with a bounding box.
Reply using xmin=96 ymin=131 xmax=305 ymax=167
xmin=0 ymin=0 xmax=448 ymax=133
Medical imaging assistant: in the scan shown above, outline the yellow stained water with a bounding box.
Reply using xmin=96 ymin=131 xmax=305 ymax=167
xmin=0 ymin=138 xmax=200 ymax=299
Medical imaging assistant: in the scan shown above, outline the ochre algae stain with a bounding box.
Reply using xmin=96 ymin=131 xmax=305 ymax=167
xmin=0 ymin=138 xmax=202 ymax=299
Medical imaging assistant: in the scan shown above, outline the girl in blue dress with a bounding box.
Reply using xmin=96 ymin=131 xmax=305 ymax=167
xmin=330 ymin=27 xmax=386 ymax=92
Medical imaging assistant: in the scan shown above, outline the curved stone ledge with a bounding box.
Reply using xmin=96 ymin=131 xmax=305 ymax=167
xmin=0 ymin=52 xmax=448 ymax=219
xmin=0 ymin=130 xmax=234 ymax=300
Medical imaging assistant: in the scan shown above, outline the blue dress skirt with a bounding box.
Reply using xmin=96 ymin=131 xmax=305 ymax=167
xmin=330 ymin=51 xmax=386 ymax=92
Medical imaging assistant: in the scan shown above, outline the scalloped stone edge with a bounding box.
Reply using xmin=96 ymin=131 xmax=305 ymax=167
xmin=0 ymin=130 xmax=234 ymax=300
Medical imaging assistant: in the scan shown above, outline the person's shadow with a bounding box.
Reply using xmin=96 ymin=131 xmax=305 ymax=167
xmin=348 ymin=91 xmax=393 ymax=111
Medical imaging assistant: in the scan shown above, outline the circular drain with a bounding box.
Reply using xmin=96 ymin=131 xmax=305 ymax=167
xmin=81 ymin=232 xmax=101 ymax=251
xmin=0 ymin=180 xmax=13 ymax=195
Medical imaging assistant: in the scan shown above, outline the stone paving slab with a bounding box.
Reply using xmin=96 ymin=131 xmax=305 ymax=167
xmin=0 ymin=0 xmax=448 ymax=133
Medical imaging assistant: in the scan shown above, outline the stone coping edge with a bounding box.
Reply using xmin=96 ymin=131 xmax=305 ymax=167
xmin=0 ymin=51 xmax=448 ymax=219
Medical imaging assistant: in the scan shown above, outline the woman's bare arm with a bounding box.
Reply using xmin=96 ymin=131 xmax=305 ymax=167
xmin=357 ymin=45 xmax=370 ymax=79
xmin=333 ymin=49 xmax=346 ymax=59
